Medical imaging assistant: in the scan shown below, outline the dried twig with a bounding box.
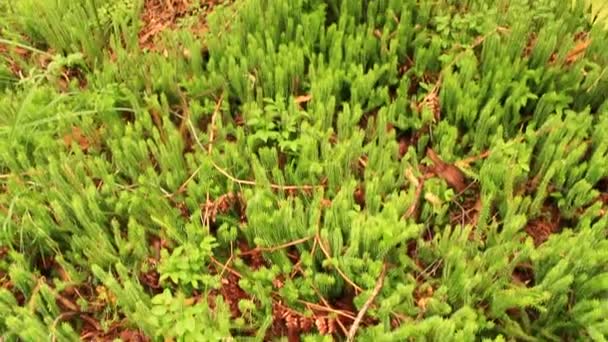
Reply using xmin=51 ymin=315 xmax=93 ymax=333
xmin=207 ymin=94 xmax=224 ymax=154
xmin=217 ymin=254 xmax=234 ymax=279
xmin=173 ymin=94 xmax=224 ymax=196
xmin=455 ymin=150 xmax=491 ymax=168
xmin=403 ymin=177 xmax=425 ymax=220
xmin=291 ymin=238 xmax=317 ymax=279
xmin=240 ymin=236 xmax=314 ymax=255
xmin=210 ymin=256 xmax=243 ymax=279
xmin=310 ymin=285 xmax=349 ymax=335
xmin=315 ymin=234 xmax=363 ymax=293
xmin=347 ymin=263 xmax=388 ymax=342
xmin=295 ymin=299 xmax=357 ymax=320
xmin=415 ymin=258 xmax=443 ymax=283
xmin=179 ymin=94 xmax=324 ymax=194
xmin=210 ymin=159 xmax=323 ymax=191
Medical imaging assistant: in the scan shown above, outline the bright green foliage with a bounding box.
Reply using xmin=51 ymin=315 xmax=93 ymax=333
xmin=149 ymin=289 xmax=233 ymax=341
xmin=5 ymin=0 xmax=140 ymax=63
xmin=158 ymin=236 xmax=220 ymax=290
xmin=1 ymin=0 xmax=608 ymax=341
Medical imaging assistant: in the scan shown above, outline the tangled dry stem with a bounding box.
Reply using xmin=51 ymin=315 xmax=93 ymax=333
xmin=346 ymin=262 xmax=388 ymax=342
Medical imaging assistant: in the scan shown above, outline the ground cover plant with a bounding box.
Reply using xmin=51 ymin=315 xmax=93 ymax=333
xmin=1 ymin=0 xmax=608 ymax=341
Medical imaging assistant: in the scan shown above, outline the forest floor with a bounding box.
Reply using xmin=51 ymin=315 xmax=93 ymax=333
xmin=1 ymin=0 xmax=608 ymax=341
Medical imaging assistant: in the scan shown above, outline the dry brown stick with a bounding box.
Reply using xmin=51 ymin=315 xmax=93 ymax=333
xmin=455 ymin=150 xmax=491 ymax=168
xmin=240 ymin=235 xmax=314 ymax=255
xmin=173 ymin=94 xmax=224 ymax=196
xmin=207 ymin=94 xmax=224 ymax=154
xmin=315 ymin=234 xmax=364 ymax=293
xmin=26 ymin=277 xmax=46 ymax=312
xmin=172 ymin=166 xmax=202 ymax=197
xmin=296 ymin=299 xmax=357 ymax=320
xmin=51 ymin=312 xmax=78 ymax=342
xmin=217 ymin=254 xmax=234 ymax=279
xmin=181 ymin=94 xmax=324 ymax=193
xmin=51 ymin=312 xmax=102 ymax=342
xmin=415 ymin=258 xmax=443 ymax=283
xmin=346 ymin=262 xmax=388 ymax=342
xmin=391 ymin=311 xmax=410 ymax=324
xmin=202 ymin=193 xmax=212 ymax=227
xmin=403 ymin=177 xmax=425 ymax=220
xmin=211 ymin=159 xmax=323 ymax=191
xmin=54 ymin=291 xmax=80 ymax=312
xmin=210 ymin=256 xmax=243 ymax=279
xmin=291 ymin=238 xmax=317 ymax=279
xmin=310 ymin=285 xmax=349 ymax=335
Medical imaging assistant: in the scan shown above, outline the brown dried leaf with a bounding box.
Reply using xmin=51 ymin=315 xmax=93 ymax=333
xmin=220 ymin=272 xmax=250 ymax=318
xmin=119 ymin=330 xmax=149 ymax=342
xmin=565 ymin=38 xmax=591 ymax=65
xmin=354 ymin=186 xmax=365 ymax=208
xmin=398 ymin=137 xmax=410 ymax=158
xmin=320 ymin=198 xmax=332 ymax=208
xmin=512 ymin=263 xmax=535 ymax=287
xmin=522 ymin=33 xmax=537 ymax=58
xmin=426 ymin=148 xmax=466 ymax=192
xmin=63 ymin=127 xmax=90 ymax=151
xmin=525 ymin=203 xmax=561 ymax=246
xmin=294 ymin=94 xmax=312 ymax=104
xmin=418 ymin=91 xmax=441 ymax=121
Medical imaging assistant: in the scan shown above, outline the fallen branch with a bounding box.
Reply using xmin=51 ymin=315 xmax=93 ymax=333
xmin=347 ymin=262 xmax=388 ymax=342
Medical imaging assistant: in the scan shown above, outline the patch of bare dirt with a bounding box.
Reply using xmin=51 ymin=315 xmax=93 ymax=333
xmin=81 ymin=320 xmax=149 ymax=342
xmin=139 ymin=0 xmax=226 ymax=50
xmin=0 ymin=40 xmax=30 ymax=77
xmin=525 ymin=202 xmax=561 ymax=246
